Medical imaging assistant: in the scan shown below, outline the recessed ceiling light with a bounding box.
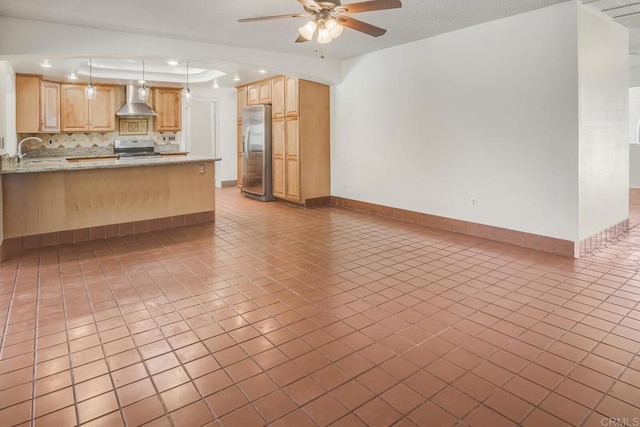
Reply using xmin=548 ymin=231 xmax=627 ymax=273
xmin=233 ymin=74 xmax=241 ymax=82
xmin=167 ymin=60 xmax=179 ymax=66
xmin=40 ymin=59 xmax=53 ymax=68
xmin=258 ymin=69 xmax=267 ymax=74
xmin=67 ymin=73 xmax=79 ymax=80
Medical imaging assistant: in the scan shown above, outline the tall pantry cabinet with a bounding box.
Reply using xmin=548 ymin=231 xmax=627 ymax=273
xmin=237 ymin=76 xmax=329 ymax=205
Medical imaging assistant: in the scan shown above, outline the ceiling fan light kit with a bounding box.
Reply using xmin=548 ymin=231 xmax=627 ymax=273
xmin=240 ymin=0 xmax=402 ymax=44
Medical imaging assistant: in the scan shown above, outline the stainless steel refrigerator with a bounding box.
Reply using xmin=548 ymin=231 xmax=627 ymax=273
xmin=241 ymin=105 xmax=275 ymax=201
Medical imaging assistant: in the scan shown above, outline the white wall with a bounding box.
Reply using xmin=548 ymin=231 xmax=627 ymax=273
xmin=628 ymin=88 xmax=640 ymax=188
xmin=578 ymin=5 xmax=629 ymax=239
xmin=331 ymin=2 xmax=581 ymax=241
xmin=629 ymin=87 xmax=640 ymax=142
xmin=0 ymin=61 xmax=16 ymax=155
xmin=631 ymin=145 xmax=640 ymax=188
xmin=630 ymin=67 xmax=640 ymax=88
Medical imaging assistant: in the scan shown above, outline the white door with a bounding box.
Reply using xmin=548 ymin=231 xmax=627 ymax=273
xmin=184 ymin=99 xmax=220 ymax=186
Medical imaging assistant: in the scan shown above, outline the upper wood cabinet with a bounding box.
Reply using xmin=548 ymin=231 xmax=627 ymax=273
xmin=16 ymin=74 xmax=60 ymax=134
xmin=90 ymin=87 xmax=116 ymax=132
xmin=153 ymin=87 xmax=182 ymax=132
xmin=285 ymin=77 xmax=299 ymax=117
xmin=41 ymin=81 xmax=61 ymax=133
xmin=247 ymin=84 xmax=259 ymax=106
xmin=271 ymin=76 xmax=285 ymax=119
xmin=61 ymin=84 xmax=89 ymax=132
xmin=258 ymin=80 xmax=271 ymax=104
xmin=60 ymin=84 xmax=115 ymax=132
xmin=237 ymin=86 xmax=247 ymax=123
xmin=240 ymin=79 xmax=273 ymax=110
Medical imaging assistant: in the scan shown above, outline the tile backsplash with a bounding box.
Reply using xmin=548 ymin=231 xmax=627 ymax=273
xmin=17 ymin=128 xmax=181 ymax=158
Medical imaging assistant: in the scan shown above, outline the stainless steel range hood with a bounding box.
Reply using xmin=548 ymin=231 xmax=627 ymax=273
xmin=116 ymin=84 xmax=157 ymax=116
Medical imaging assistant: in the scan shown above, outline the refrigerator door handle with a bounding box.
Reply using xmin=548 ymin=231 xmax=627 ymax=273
xmin=243 ymin=127 xmax=251 ymax=155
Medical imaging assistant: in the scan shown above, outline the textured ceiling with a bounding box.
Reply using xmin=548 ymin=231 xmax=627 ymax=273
xmin=582 ymin=0 xmax=640 ymax=19
xmin=0 ymin=0 xmax=570 ymax=61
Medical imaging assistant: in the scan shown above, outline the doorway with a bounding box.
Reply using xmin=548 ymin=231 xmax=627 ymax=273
xmin=183 ymin=98 xmax=220 ymax=186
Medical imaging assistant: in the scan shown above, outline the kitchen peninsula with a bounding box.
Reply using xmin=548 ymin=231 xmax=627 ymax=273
xmin=1 ymin=155 xmax=219 ymax=259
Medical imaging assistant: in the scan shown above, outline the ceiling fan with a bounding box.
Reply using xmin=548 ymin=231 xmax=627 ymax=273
xmin=238 ymin=0 xmax=402 ymax=44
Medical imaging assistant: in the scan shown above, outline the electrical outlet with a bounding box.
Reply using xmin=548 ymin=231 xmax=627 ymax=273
xmin=198 ymin=164 xmax=205 ymax=174
xmin=471 ymin=198 xmax=478 ymax=208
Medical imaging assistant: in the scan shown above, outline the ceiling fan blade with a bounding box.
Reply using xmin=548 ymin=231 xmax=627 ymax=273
xmin=239 ymin=13 xmax=309 ymax=22
xmin=296 ymin=34 xmax=310 ymax=43
xmin=298 ymin=0 xmax=321 ymax=11
xmin=341 ymin=0 xmax=402 ymax=14
xmin=338 ymin=16 xmax=387 ymax=37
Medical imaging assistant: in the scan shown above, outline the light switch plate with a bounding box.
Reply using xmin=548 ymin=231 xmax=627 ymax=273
xmin=198 ymin=164 xmax=205 ymax=174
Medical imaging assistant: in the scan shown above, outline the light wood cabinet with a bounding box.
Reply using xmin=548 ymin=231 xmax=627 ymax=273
xmin=284 ymin=117 xmax=300 ymax=202
xmin=61 ymin=84 xmax=90 ymax=132
xmin=272 ymin=79 xmax=329 ymax=204
xmin=236 ymin=87 xmax=248 ymax=187
xmin=237 ymin=86 xmax=247 ymax=123
xmin=247 ymin=84 xmax=259 ymax=105
xmin=237 ymin=122 xmax=243 ymax=187
xmin=285 ymin=77 xmax=299 ymax=117
xmin=16 ymin=74 xmax=60 ymax=134
xmin=89 ymin=86 xmax=115 ymax=132
xmin=61 ymin=84 xmax=115 ymax=132
xmin=271 ymin=76 xmax=285 ymax=119
xmin=272 ymin=118 xmax=285 ymax=198
xmin=259 ymin=80 xmax=271 ymax=104
xmin=41 ymin=81 xmax=60 ymax=133
xmin=153 ymin=87 xmax=182 ymax=132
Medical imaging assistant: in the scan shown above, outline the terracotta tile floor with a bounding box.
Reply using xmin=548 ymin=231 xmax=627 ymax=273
xmin=1 ymin=187 xmax=640 ymax=426
xmin=581 ymin=189 xmax=640 ymax=268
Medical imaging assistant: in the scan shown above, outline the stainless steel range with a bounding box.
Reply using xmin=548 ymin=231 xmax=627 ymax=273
xmin=114 ymin=138 xmax=161 ymax=159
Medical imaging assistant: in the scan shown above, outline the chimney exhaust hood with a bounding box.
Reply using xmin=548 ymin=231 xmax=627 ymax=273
xmin=116 ymin=84 xmax=157 ymax=116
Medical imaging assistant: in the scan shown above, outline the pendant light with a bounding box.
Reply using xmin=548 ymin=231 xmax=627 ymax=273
xmin=85 ymin=58 xmax=97 ymax=100
xmin=212 ymin=79 xmax=219 ymax=89
xmin=184 ymin=61 xmax=192 ymax=103
xmin=138 ymin=59 xmax=149 ymax=102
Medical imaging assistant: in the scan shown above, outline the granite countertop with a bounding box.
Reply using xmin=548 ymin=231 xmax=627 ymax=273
xmin=1 ymin=155 xmax=221 ymax=175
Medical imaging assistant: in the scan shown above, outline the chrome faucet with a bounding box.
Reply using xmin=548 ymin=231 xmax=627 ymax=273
xmin=17 ymin=136 xmax=43 ymax=161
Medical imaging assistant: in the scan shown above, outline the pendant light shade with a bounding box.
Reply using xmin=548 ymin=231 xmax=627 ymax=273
xmin=317 ymin=23 xmax=332 ymax=44
xmin=184 ymin=61 xmax=192 ymax=103
xmin=85 ymin=58 xmax=97 ymax=100
xmin=299 ymin=20 xmax=317 ymax=40
xmin=138 ymin=60 xmax=150 ymax=102
xmin=325 ymin=19 xmax=343 ymax=39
